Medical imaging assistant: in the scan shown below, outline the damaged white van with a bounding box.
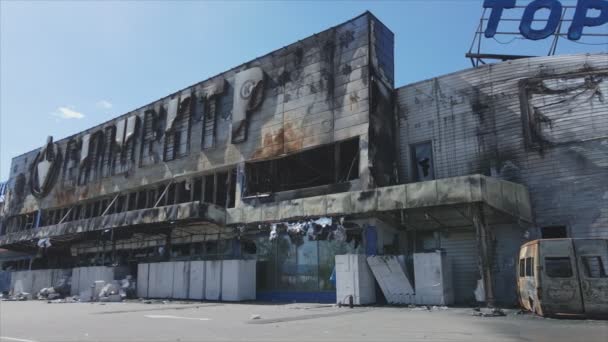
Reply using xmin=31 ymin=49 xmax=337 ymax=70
xmin=517 ymin=238 xmax=608 ymax=317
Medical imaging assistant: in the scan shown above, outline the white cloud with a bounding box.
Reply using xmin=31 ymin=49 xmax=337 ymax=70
xmin=51 ymin=106 xmax=85 ymax=119
xmin=96 ymin=100 xmax=113 ymax=109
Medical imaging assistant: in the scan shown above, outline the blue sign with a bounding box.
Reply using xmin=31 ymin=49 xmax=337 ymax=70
xmin=484 ymin=0 xmax=608 ymax=40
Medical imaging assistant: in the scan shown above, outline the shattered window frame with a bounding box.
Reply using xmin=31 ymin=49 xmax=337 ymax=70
xmin=545 ymin=256 xmax=573 ymax=278
xmin=163 ymin=96 xmax=192 ymax=162
xmin=582 ymin=256 xmax=608 ymax=278
xmin=410 ymin=141 xmax=435 ymax=182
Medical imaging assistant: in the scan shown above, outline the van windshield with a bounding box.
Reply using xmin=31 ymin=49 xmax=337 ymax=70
xmin=545 ymin=257 xmax=573 ymax=278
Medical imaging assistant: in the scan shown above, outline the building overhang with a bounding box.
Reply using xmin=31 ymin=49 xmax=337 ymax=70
xmin=226 ymin=175 xmax=533 ymax=228
xmin=0 ymin=201 xmax=226 ymax=247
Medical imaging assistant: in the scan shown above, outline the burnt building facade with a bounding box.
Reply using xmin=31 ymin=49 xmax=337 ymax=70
xmin=0 ymin=12 xmax=605 ymax=305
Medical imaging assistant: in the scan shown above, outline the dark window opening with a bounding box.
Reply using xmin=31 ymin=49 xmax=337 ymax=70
xmin=216 ymin=172 xmax=228 ymax=207
xmin=411 ymin=141 xmax=434 ymax=182
xmin=148 ymin=189 xmax=158 ymax=207
xmin=99 ymin=200 xmax=108 ymax=216
xmin=202 ymin=96 xmax=218 ymax=149
xmin=127 ymin=193 xmax=137 ymax=211
xmin=62 ymin=140 xmax=80 ymax=187
xmin=519 ymin=258 xmax=525 ymax=278
xmin=192 ymin=177 xmax=202 ymax=202
xmin=228 ymin=170 xmax=236 ymax=208
xmin=140 ymin=109 xmax=158 ymax=166
xmin=115 ymin=196 xmax=125 ymax=213
xmin=176 ymin=181 xmax=191 ymax=204
xmin=166 ymin=183 xmax=176 ymax=206
xmin=244 ymin=139 xmax=359 ymax=196
xmin=541 ymin=226 xmax=568 ymax=239
xmin=137 ymin=191 xmax=147 ymax=209
xmin=525 ymin=257 xmax=534 ymax=277
xmin=73 ymin=205 xmax=81 ymax=220
xmin=163 ymin=96 xmax=191 ymax=161
xmin=94 ymin=201 xmax=102 ymax=217
xmin=204 ymin=175 xmax=215 ymax=203
xmin=337 ymin=138 xmax=360 ymax=182
xmin=84 ymin=203 xmax=93 ymax=219
xmin=102 ymin=126 xmax=116 ymax=177
xmin=545 ymin=257 xmax=573 ymax=278
xmin=582 ymin=256 xmax=607 ymax=278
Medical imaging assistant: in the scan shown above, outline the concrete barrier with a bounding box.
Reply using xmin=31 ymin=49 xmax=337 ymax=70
xmin=221 ymin=259 xmax=256 ymax=301
xmin=136 ymin=260 xmax=256 ymax=301
xmin=188 ymin=261 xmax=205 ymax=300
xmin=205 ymin=260 xmax=222 ymax=300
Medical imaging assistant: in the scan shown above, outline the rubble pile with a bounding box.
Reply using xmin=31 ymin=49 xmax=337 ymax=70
xmin=0 ymin=274 xmax=136 ymax=304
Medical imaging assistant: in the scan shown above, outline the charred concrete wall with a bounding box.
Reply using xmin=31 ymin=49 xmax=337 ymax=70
xmin=3 ymin=13 xmax=392 ymax=228
xmin=396 ymin=53 xmax=608 ymax=238
xmin=368 ymin=16 xmax=396 ymax=187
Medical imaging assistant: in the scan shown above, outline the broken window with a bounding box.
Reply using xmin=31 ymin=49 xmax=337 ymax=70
xmin=62 ymin=139 xmax=80 ymax=187
xmin=192 ymin=177 xmax=202 ymax=202
xmin=541 ymin=226 xmax=568 ymax=239
xmin=164 ymin=96 xmax=191 ymax=161
xmin=136 ymin=190 xmax=147 ymax=209
xmin=202 ymin=95 xmax=218 ymax=149
xmin=115 ymin=195 xmax=125 ymax=213
xmin=336 ymin=138 xmax=359 ymax=182
xmin=525 ymin=257 xmax=534 ymax=277
xmin=582 ymin=256 xmax=607 ymax=278
xmin=113 ymin=116 xmax=139 ymax=174
xmin=141 ymin=109 xmax=159 ymax=166
xmin=127 ymin=192 xmax=137 ymax=211
xmin=411 ymin=141 xmax=434 ymax=182
xmin=79 ymin=131 xmax=105 ymax=185
xmin=176 ymin=181 xmax=191 ymax=204
xmin=101 ymin=126 xmax=116 ymax=177
xmin=244 ymin=139 xmax=359 ymax=196
xmin=228 ymin=169 xmax=236 ymax=208
xmin=204 ymin=175 xmax=215 ymax=203
xmin=199 ymin=79 xmax=225 ymax=149
xmin=166 ymin=183 xmax=176 ymax=206
xmin=216 ymin=172 xmax=228 ymax=207
xmin=545 ymin=257 xmax=573 ymax=278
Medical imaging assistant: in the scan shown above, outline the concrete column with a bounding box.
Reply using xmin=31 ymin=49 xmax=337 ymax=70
xmin=472 ymin=203 xmax=495 ymax=307
xmin=235 ymin=162 xmax=245 ymax=208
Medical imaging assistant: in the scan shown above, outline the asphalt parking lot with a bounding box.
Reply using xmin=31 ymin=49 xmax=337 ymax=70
xmin=0 ymin=301 xmax=607 ymax=342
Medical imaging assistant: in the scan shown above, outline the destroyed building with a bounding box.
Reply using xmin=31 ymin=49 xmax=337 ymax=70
xmin=0 ymin=12 xmax=606 ymax=305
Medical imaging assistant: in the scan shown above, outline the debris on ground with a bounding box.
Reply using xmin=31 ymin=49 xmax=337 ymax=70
xmin=250 ymin=314 xmax=261 ymax=320
xmin=472 ymin=307 xmax=507 ymax=317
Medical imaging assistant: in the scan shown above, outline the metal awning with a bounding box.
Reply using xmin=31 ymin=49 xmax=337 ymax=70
xmin=226 ymin=175 xmax=533 ymax=227
xmin=0 ymin=201 xmax=226 ymax=246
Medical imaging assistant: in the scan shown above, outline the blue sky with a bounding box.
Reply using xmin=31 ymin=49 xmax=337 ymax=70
xmin=1 ymin=0 xmax=605 ymax=180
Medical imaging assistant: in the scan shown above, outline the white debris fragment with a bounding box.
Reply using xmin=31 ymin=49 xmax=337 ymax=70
xmin=334 ymin=224 xmax=346 ymax=242
xmin=314 ymin=217 xmax=332 ymax=227
xmin=269 ymin=224 xmax=278 ymax=241
xmin=250 ymin=314 xmax=261 ymax=320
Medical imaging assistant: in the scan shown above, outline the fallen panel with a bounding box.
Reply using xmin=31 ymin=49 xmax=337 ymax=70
xmin=366 ymin=255 xmax=414 ymax=304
